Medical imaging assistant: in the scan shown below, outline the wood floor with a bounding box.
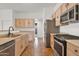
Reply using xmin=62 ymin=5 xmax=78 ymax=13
xmin=21 ymin=37 xmax=54 ymax=56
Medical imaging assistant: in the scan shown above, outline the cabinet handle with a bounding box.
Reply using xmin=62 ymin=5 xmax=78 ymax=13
xmin=75 ymin=50 xmax=78 ymax=52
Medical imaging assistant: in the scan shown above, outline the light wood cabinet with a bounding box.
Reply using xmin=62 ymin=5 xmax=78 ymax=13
xmin=20 ymin=19 xmax=25 ymax=27
xmin=25 ymin=20 xmax=29 ymax=27
xmin=28 ymin=19 xmax=34 ymax=27
xmin=15 ymin=19 xmax=26 ymax=27
xmin=15 ymin=37 xmax=22 ymax=56
xmin=15 ymin=19 xmax=20 ymax=27
xmin=67 ymin=3 xmax=75 ymax=9
xmin=50 ymin=33 xmax=54 ymax=50
xmin=61 ymin=4 xmax=68 ymax=14
xmin=55 ymin=7 xmax=61 ymax=26
xmin=24 ymin=34 xmax=28 ymax=47
xmin=15 ymin=34 xmax=28 ymax=56
xmin=15 ymin=18 xmax=34 ymax=28
xmin=67 ymin=42 xmax=79 ymax=56
xmin=67 ymin=48 xmax=76 ymax=56
xmin=21 ymin=34 xmax=28 ymax=50
xmin=52 ymin=3 xmax=77 ymax=26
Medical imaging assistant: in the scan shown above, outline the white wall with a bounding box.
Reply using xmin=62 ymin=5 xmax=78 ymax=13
xmin=0 ymin=9 xmax=13 ymax=30
xmin=14 ymin=11 xmax=43 ymax=19
xmin=36 ymin=20 xmax=43 ymax=38
xmin=60 ymin=23 xmax=79 ymax=36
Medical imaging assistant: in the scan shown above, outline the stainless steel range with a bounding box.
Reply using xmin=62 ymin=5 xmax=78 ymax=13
xmin=54 ymin=36 xmax=66 ymax=56
xmin=53 ymin=34 xmax=79 ymax=56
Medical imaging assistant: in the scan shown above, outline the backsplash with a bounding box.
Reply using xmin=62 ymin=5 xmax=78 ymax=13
xmin=60 ymin=23 xmax=79 ymax=36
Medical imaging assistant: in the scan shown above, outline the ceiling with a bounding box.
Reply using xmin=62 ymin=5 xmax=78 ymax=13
xmin=0 ymin=3 xmax=57 ymax=12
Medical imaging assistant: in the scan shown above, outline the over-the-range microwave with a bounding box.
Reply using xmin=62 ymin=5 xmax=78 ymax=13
xmin=60 ymin=4 xmax=79 ymax=25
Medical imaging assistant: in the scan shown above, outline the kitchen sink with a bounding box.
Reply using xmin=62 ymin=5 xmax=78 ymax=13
xmin=0 ymin=34 xmax=21 ymax=38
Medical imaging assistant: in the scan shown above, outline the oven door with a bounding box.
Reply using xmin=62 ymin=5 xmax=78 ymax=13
xmin=54 ymin=40 xmax=64 ymax=56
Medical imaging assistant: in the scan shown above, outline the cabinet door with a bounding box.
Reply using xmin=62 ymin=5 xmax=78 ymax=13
xmin=21 ymin=35 xmax=26 ymax=51
xmin=67 ymin=48 xmax=76 ymax=56
xmin=61 ymin=4 xmax=68 ymax=14
xmin=15 ymin=18 xmax=34 ymax=28
xmin=55 ymin=8 xmax=61 ymax=26
xmin=28 ymin=19 xmax=34 ymax=27
xmin=50 ymin=33 xmax=54 ymax=49
xmin=15 ymin=37 xmax=22 ymax=56
xmin=15 ymin=19 xmax=25 ymax=27
xmin=25 ymin=34 xmax=28 ymax=47
xmin=15 ymin=19 xmax=20 ymax=27
xmin=68 ymin=3 xmax=75 ymax=9
xmin=25 ymin=20 xmax=29 ymax=27
xmin=20 ymin=19 xmax=25 ymax=27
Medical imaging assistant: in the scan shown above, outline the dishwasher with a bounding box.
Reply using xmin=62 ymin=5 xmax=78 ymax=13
xmin=0 ymin=40 xmax=15 ymax=56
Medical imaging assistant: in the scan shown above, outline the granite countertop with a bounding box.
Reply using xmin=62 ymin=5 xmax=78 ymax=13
xmin=0 ymin=32 xmax=27 ymax=45
xmin=50 ymin=33 xmax=79 ymax=47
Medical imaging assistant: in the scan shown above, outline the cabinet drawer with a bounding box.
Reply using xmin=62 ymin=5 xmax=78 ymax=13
xmin=67 ymin=42 xmax=79 ymax=56
xmin=67 ymin=47 xmax=76 ymax=56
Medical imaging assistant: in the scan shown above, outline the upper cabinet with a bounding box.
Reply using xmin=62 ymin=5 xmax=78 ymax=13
xmin=55 ymin=7 xmax=61 ymax=26
xmin=53 ymin=3 xmax=79 ymax=26
xmin=61 ymin=3 xmax=75 ymax=13
xmin=61 ymin=4 xmax=68 ymax=14
xmin=28 ymin=19 xmax=34 ymax=27
xmin=67 ymin=3 xmax=75 ymax=9
xmin=15 ymin=18 xmax=34 ymax=28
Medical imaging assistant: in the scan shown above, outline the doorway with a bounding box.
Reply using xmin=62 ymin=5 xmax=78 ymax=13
xmin=35 ymin=23 xmax=38 ymax=37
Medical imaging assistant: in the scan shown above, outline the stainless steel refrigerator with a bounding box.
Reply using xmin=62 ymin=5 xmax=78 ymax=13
xmin=44 ymin=19 xmax=60 ymax=48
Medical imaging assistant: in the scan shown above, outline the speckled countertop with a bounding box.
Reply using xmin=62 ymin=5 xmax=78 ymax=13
xmin=50 ymin=33 xmax=79 ymax=47
xmin=0 ymin=32 xmax=27 ymax=45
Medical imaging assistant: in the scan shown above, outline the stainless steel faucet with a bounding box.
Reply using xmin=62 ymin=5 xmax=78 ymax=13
xmin=8 ymin=26 xmax=14 ymax=36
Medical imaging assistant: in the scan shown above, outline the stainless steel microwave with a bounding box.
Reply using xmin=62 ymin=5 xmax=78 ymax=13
xmin=60 ymin=4 xmax=79 ymax=25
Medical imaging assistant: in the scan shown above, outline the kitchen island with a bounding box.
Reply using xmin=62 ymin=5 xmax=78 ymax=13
xmin=0 ymin=32 xmax=29 ymax=56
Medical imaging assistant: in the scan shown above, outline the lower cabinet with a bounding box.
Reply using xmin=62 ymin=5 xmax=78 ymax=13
xmin=67 ymin=42 xmax=79 ymax=56
xmin=15 ymin=37 xmax=22 ymax=56
xmin=15 ymin=34 xmax=28 ymax=56
xmin=50 ymin=33 xmax=54 ymax=49
xmin=67 ymin=48 xmax=76 ymax=56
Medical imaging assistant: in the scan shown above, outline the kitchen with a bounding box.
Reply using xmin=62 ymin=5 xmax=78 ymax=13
xmin=0 ymin=3 xmax=79 ymax=56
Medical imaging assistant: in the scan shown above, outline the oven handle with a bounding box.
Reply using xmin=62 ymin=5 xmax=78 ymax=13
xmin=55 ymin=40 xmax=63 ymax=46
xmin=54 ymin=40 xmax=64 ymax=56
